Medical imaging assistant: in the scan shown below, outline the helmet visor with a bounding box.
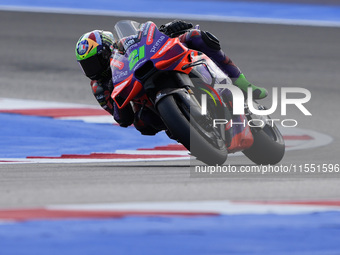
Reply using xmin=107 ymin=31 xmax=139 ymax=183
xmin=78 ymin=54 xmax=106 ymax=80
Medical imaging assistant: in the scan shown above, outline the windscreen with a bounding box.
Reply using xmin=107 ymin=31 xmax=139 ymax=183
xmin=113 ymin=20 xmax=141 ymax=40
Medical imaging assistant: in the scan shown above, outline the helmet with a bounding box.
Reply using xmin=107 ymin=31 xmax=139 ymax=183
xmin=75 ymin=30 xmax=115 ymax=80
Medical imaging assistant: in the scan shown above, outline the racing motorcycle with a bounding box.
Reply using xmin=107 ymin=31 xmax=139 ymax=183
xmin=110 ymin=20 xmax=285 ymax=165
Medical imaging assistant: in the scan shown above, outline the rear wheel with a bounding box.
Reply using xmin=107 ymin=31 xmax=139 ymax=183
xmin=243 ymin=102 xmax=285 ymax=165
xmin=157 ymin=92 xmax=228 ymax=165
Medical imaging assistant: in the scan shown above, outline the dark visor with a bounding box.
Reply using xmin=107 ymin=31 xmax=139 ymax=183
xmin=79 ymin=55 xmax=106 ymax=79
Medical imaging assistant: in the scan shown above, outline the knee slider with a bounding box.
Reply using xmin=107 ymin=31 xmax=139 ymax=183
xmin=201 ymin=31 xmax=221 ymax=50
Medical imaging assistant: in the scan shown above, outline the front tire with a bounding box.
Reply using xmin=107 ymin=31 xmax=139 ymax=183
xmin=157 ymin=94 xmax=228 ymax=165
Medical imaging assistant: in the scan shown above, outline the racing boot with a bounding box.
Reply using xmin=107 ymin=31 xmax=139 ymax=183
xmin=232 ymin=73 xmax=268 ymax=100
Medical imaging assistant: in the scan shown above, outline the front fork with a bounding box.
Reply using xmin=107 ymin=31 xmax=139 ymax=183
xmin=154 ymin=72 xmax=229 ymax=146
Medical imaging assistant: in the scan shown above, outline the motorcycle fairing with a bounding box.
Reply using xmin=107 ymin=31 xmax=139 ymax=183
xmin=110 ymin=20 xmax=253 ymax=153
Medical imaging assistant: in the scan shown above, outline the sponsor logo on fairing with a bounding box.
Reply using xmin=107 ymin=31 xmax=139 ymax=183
xmin=113 ymin=79 xmax=130 ymax=91
xmin=150 ymin=36 xmax=166 ymax=53
xmin=157 ymin=39 xmax=173 ymax=56
xmin=142 ymin=22 xmax=150 ymax=36
xmin=124 ymin=38 xmax=136 ymax=49
xmin=147 ymin=23 xmax=156 ymax=45
xmin=111 ymin=59 xmax=124 ymax=70
xmin=112 ymin=71 xmax=128 ymax=83
xmin=133 ymin=59 xmax=147 ymax=71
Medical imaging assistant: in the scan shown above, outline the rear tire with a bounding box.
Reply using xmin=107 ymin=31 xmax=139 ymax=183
xmin=243 ymin=130 xmax=285 ymax=165
xmin=243 ymin=117 xmax=285 ymax=165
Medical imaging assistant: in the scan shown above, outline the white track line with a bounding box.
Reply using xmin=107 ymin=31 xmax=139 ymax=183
xmin=47 ymin=200 xmax=340 ymax=215
xmin=0 ymin=98 xmax=100 ymax=110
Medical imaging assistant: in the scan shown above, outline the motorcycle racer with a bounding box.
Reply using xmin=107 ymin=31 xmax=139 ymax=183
xmin=75 ymin=20 xmax=268 ymax=135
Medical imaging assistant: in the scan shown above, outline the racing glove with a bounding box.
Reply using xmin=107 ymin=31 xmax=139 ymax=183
xmin=91 ymin=80 xmax=114 ymax=115
xmin=159 ymin=20 xmax=193 ymax=38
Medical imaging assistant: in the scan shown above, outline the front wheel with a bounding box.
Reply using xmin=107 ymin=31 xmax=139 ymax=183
xmin=157 ymin=93 xmax=228 ymax=165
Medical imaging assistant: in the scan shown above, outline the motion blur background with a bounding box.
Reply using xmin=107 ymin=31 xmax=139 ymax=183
xmin=0 ymin=0 xmax=340 ymax=254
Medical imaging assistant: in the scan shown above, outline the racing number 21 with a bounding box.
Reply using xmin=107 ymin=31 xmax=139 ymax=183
xmin=128 ymin=45 xmax=145 ymax=70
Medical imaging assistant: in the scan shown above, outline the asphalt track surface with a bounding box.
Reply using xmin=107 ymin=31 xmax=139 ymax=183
xmin=0 ymin=10 xmax=339 ymax=208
